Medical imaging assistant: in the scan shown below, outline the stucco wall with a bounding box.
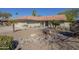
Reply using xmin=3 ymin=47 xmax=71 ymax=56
xmin=27 ymin=23 xmax=41 ymax=27
xmin=15 ymin=22 xmax=41 ymax=30
xmin=15 ymin=23 xmax=27 ymax=30
xmin=60 ymin=22 xmax=70 ymax=30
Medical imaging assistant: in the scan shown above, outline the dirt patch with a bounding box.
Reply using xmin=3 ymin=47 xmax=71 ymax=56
xmin=0 ymin=28 xmax=79 ymax=50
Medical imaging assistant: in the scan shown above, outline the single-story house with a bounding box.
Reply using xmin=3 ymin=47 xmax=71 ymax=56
xmin=15 ymin=15 xmax=69 ymax=28
xmin=0 ymin=15 xmax=71 ymax=30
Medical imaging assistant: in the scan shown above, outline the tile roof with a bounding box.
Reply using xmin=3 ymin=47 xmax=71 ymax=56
xmin=16 ymin=15 xmax=67 ymax=21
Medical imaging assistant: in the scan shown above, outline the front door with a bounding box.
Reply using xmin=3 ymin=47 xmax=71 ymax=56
xmin=45 ymin=21 xmax=48 ymax=26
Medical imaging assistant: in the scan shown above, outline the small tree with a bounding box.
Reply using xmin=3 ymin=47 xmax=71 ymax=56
xmin=58 ymin=9 xmax=79 ymax=22
xmin=58 ymin=9 xmax=79 ymax=31
xmin=10 ymin=20 xmax=17 ymax=32
xmin=51 ymin=20 xmax=60 ymax=28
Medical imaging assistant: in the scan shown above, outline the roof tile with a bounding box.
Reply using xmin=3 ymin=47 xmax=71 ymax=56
xmin=16 ymin=15 xmax=66 ymax=21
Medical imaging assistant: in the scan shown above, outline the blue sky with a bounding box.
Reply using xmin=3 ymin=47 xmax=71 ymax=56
xmin=0 ymin=8 xmax=67 ymax=17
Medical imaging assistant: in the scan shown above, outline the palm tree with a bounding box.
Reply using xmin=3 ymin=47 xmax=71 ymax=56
xmin=15 ymin=12 xmax=18 ymax=17
xmin=15 ymin=12 xmax=18 ymax=15
xmin=11 ymin=12 xmax=19 ymax=32
xmin=10 ymin=12 xmax=18 ymax=32
xmin=10 ymin=20 xmax=17 ymax=32
xmin=32 ymin=9 xmax=37 ymax=16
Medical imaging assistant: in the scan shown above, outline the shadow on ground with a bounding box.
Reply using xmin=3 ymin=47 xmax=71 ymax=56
xmin=59 ymin=32 xmax=75 ymax=37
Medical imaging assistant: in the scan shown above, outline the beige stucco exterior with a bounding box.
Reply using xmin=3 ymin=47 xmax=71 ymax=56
xmin=60 ymin=22 xmax=70 ymax=30
xmin=15 ymin=21 xmax=42 ymax=30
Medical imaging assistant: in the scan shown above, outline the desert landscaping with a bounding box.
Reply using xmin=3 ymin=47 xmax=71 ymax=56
xmin=0 ymin=26 xmax=79 ymax=50
xmin=0 ymin=8 xmax=79 ymax=50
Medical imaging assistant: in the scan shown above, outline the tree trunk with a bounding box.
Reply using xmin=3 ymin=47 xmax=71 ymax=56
xmin=13 ymin=23 xmax=15 ymax=32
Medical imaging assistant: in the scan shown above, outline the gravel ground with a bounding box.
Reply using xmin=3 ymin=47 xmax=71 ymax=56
xmin=0 ymin=27 xmax=79 ymax=50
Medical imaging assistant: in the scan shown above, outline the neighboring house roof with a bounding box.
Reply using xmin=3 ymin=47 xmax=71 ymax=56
xmin=16 ymin=15 xmax=67 ymax=21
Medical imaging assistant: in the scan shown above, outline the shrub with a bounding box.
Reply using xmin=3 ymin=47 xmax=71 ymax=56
xmin=50 ymin=20 xmax=61 ymax=28
xmin=0 ymin=35 xmax=13 ymax=50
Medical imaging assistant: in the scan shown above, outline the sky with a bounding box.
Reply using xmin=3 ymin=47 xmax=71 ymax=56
xmin=0 ymin=8 xmax=67 ymax=18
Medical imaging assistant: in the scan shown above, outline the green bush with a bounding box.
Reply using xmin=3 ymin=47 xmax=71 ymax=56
xmin=0 ymin=35 xmax=13 ymax=50
xmin=51 ymin=20 xmax=61 ymax=27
